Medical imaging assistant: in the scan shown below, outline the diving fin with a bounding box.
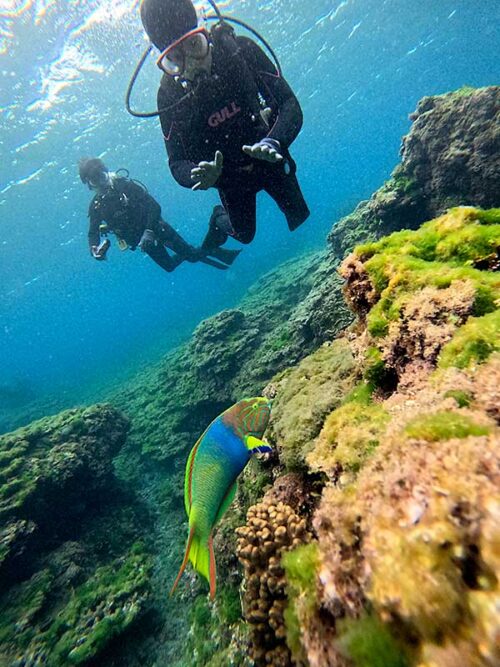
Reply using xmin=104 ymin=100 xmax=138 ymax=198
xmin=207 ymin=246 xmax=242 ymax=266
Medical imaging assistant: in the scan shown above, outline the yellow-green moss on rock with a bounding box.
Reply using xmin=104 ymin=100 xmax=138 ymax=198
xmin=266 ymin=339 xmax=358 ymax=471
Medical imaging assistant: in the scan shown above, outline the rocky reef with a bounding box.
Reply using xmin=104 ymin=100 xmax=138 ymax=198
xmin=233 ymin=205 xmax=499 ymax=667
xmin=328 ymin=86 xmax=500 ymax=258
xmin=0 ymin=406 xmax=154 ymax=666
xmin=1 ymin=85 xmax=498 ymax=666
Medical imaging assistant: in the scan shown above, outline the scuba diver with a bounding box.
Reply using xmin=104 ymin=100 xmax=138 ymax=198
xmin=136 ymin=0 xmax=310 ymax=245
xmin=79 ymin=157 xmax=240 ymax=272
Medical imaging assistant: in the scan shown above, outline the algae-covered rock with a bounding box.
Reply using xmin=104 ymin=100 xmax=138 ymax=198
xmin=340 ymin=207 xmax=500 ymax=386
xmin=266 ymin=339 xmax=358 ymax=471
xmin=329 ymin=86 xmax=500 ymax=257
xmin=277 ymin=208 xmax=499 ymax=665
xmin=0 ymin=404 xmax=129 ymax=582
xmin=0 ymin=406 xmax=157 ymax=667
xmin=0 ymin=541 xmax=153 ymax=666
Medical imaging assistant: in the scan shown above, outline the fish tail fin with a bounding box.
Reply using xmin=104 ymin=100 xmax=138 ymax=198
xmin=170 ymin=525 xmax=196 ymax=597
xmin=187 ymin=531 xmax=217 ymax=599
xmin=188 ymin=532 xmax=210 ymax=580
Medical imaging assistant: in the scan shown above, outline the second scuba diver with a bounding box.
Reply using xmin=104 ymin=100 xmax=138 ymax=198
xmin=79 ymin=157 xmax=240 ymax=272
xmin=139 ymin=0 xmax=310 ymax=245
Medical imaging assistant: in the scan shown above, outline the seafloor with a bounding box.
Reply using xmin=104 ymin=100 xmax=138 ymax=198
xmin=1 ymin=85 xmax=499 ymax=667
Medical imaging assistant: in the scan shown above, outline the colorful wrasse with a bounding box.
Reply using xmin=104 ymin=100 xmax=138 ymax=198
xmin=170 ymin=397 xmax=272 ymax=599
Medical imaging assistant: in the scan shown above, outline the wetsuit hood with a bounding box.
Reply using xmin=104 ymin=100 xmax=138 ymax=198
xmin=79 ymin=157 xmax=108 ymax=185
xmin=140 ymin=0 xmax=198 ymax=52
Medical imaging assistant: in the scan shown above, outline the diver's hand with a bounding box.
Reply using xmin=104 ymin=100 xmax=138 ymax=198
xmin=91 ymin=240 xmax=109 ymax=260
xmin=242 ymin=138 xmax=283 ymax=163
xmin=191 ymin=151 xmax=223 ymax=191
xmin=91 ymin=246 xmax=106 ymax=260
xmin=139 ymin=229 xmax=156 ymax=252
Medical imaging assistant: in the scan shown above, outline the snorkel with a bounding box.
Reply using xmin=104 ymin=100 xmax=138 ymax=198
xmin=126 ymin=0 xmax=282 ymax=118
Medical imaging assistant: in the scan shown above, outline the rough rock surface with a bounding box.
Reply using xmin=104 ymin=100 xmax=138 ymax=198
xmin=273 ymin=208 xmax=500 ymax=666
xmin=0 ymin=404 xmax=129 ymax=583
xmin=0 ymin=406 xmax=155 ymax=667
xmin=328 ymin=86 xmax=500 ymax=257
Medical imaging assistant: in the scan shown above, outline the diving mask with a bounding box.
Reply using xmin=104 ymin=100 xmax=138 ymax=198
xmin=87 ymin=170 xmax=111 ymax=190
xmin=156 ymin=27 xmax=210 ymax=76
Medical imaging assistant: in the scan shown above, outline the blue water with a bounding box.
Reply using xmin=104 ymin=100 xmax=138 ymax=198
xmin=0 ymin=0 xmax=499 ymax=428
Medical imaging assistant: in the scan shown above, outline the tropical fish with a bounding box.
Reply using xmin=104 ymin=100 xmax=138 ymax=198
xmin=170 ymin=397 xmax=272 ymax=599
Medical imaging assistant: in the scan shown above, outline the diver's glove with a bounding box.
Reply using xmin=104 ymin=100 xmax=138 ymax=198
xmin=91 ymin=239 xmax=110 ymax=260
xmin=191 ymin=150 xmax=223 ymax=191
xmin=242 ymin=138 xmax=283 ymax=163
xmin=139 ymin=229 xmax=156 ymax=252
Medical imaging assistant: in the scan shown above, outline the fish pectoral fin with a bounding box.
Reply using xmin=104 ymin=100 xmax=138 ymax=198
xmin=245 ymin=435 xmax=272 ymax=454
xmin=214 ymin=481 xmax=238 ymax=526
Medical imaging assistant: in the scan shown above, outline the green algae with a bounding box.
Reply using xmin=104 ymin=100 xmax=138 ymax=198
xmin=179 ymin=585 xmax=245 ymax=667
xmin=336 ymin=614 xmax=409 ymax=667
xmin=353 ymin=207 xmax=500 ymax=339
xmin=0 ymin=543 xmax=152 ymax=665
xmin=438 ymin=311 xmax=500 ymax=369
xmin=404 ymin=411 xmax=490 ymax=442
xmin=309 ymin=399 xmax=390 ymax=475
xmin=443 ymin=389 xmax=473 ymax=408
xmin=268 ymin=339 xmax=358 ymax=472
xmin=282 ymin=543 xmax=319 ymax=662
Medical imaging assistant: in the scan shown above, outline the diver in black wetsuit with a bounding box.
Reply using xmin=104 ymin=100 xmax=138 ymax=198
xmin=79 ymin=157 xmax=240 ymax=272
xmin=139 ymin=0 xmax=310 ymax=245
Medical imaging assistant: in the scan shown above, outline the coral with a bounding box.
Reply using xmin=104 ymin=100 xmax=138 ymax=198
xmin=329 ymin=86 xmax=500 ymax=258
xmin=266 ymin=339 xmax=358 ymax=471
xmin=236 ymin=497 xmax=311 ymax=666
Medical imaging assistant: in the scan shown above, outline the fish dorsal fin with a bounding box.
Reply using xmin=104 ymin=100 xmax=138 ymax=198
xmin=245 ymin=435 xmax=272 ymax=454
xmin=214 ymin=481 xmax=238 ymax=526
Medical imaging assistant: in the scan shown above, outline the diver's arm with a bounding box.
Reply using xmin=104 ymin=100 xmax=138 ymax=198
xmin=87 ymin=211 xmax=101 ymax=251
xmin=239 ymin=37 xmax=303 ymax=148
xmin=158 ymin=89 xmax=198 ymax=189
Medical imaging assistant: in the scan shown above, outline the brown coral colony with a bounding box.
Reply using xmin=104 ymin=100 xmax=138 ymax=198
xmin=237 ymin=501 xmax=311 ymax=666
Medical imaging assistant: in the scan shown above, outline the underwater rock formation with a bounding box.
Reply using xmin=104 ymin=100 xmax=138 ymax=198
xmin=265 ymin=339 xmax=358 ymax=471
xmin=0 ymin=406 xmax=154 ymax=666
xmin=3 ymin=85 xmax=499 ymax=667
xmin=114 ymin=251 xmax=351 ymax=465
xmin=328 ymin=86 xmax=500 ymax=258
xmin=266 ymin=207 xmax=499 ymax=666
xmin=0 ymin=404 xmax=129 ymax=582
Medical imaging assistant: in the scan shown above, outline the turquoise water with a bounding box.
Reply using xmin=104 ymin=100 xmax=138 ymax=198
xmin=0 ymin=0 xmax=498 ymax=430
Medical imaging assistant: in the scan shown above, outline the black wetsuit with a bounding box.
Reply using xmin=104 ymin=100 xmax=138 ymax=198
xmin=87 ymin=176 xmax=194 ymax=272
xmin=157 ymin=28 xmax=310 ymax=244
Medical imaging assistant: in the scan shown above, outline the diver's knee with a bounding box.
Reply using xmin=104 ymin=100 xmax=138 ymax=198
xmin=235 ymin=229 xmax=255 ymax=244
